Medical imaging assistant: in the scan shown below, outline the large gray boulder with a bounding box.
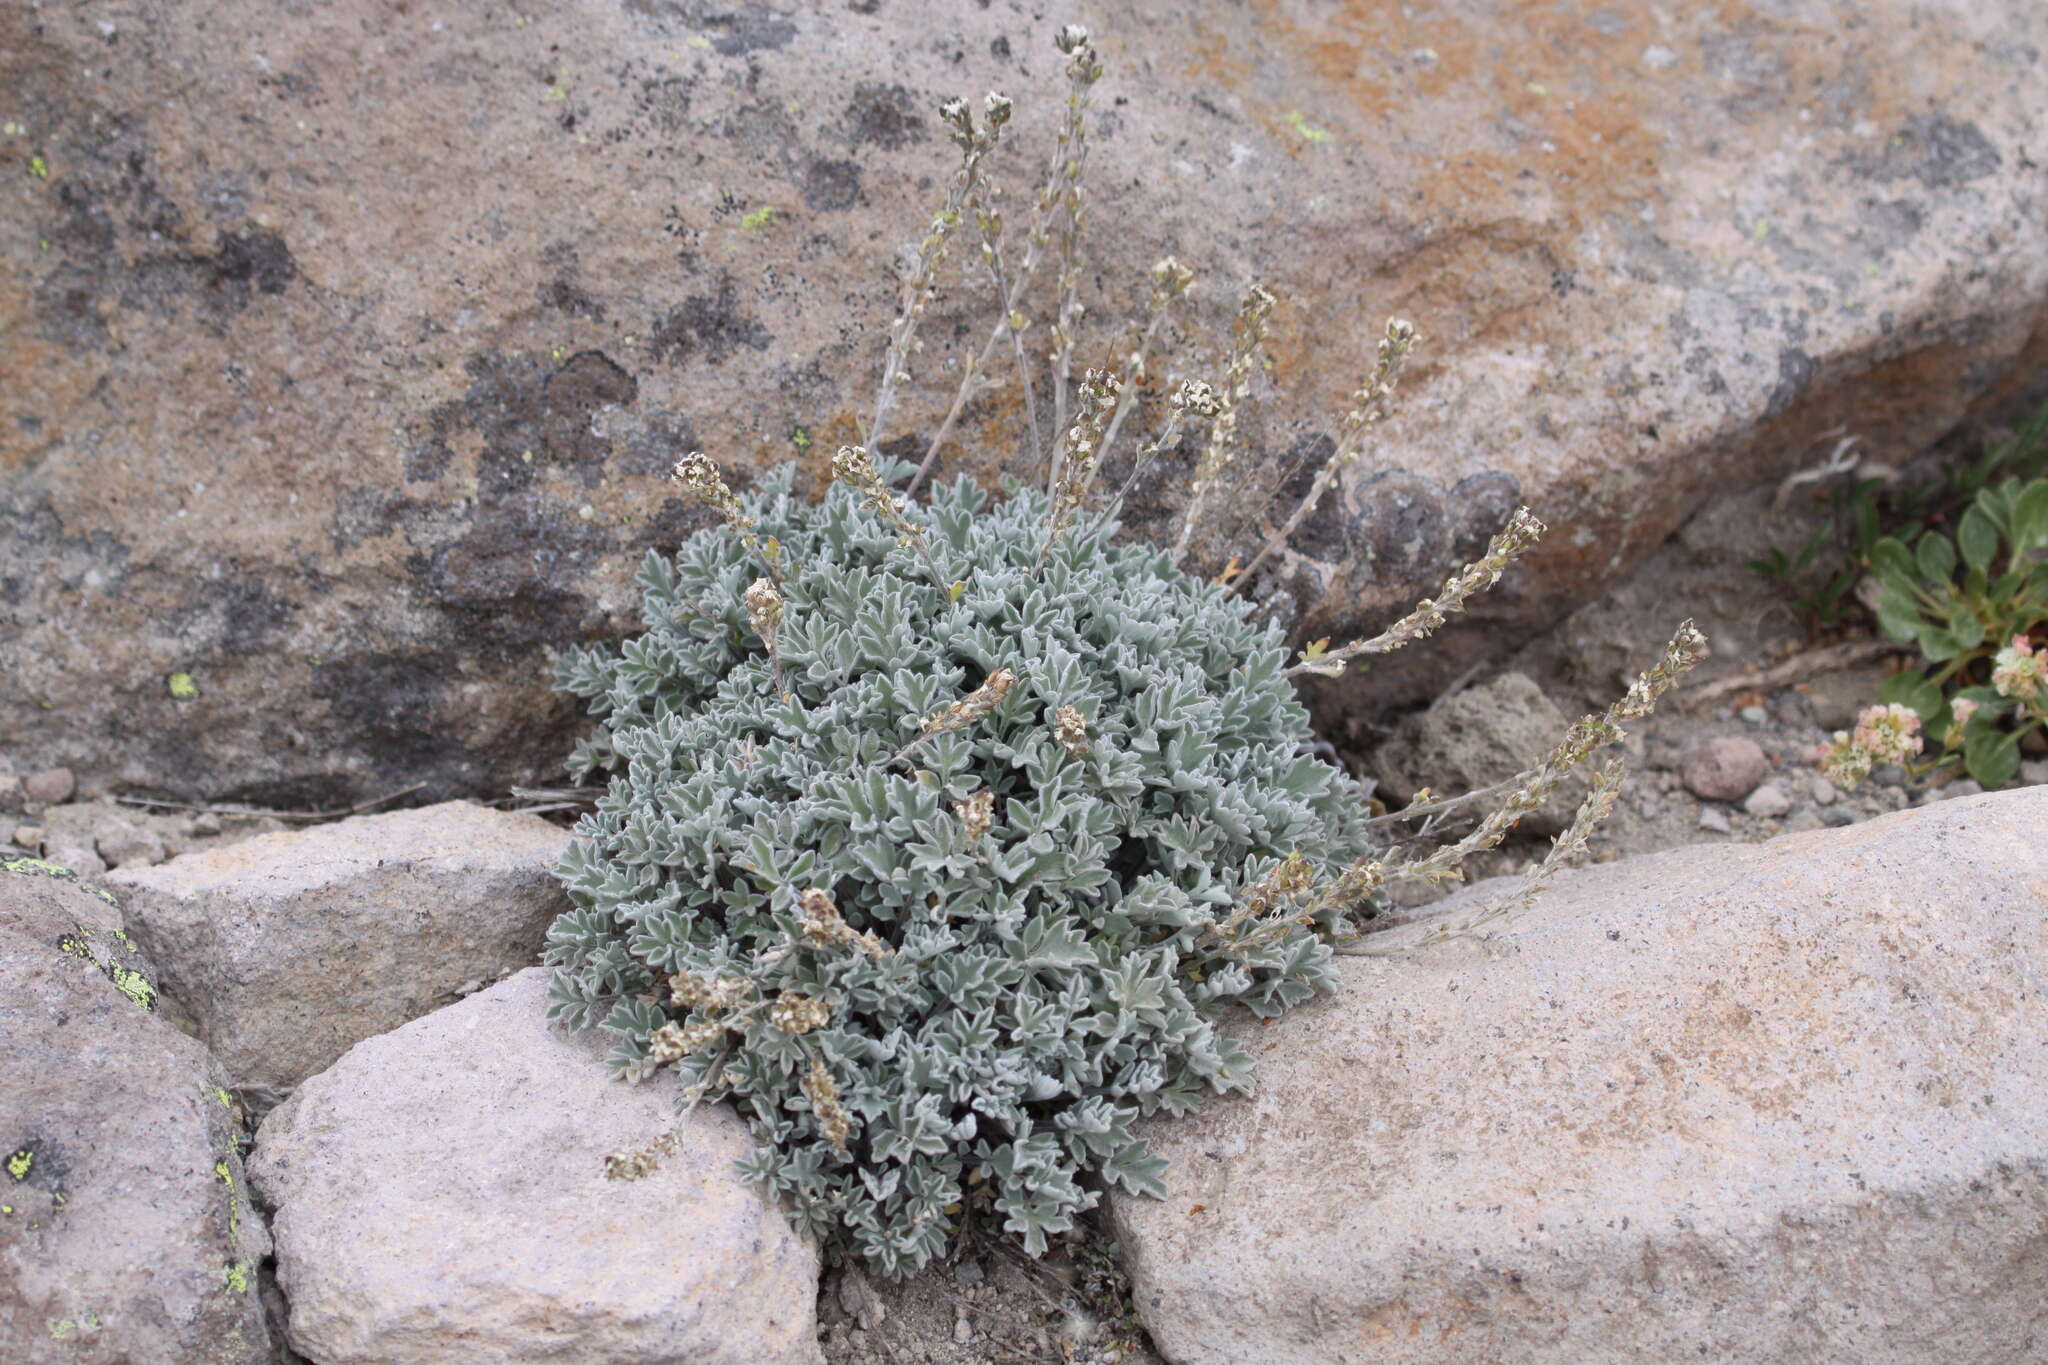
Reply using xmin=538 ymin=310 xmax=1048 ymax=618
xmin=0 ymin=861 xmax=271 ymax=1364
xmin=5 ymin=0 xmax=2045 ymax=800
xmin=1110 ymin=787 xmax=2048 ymax=1364
xmin=107 ymin=801 xmax=569 ymax=1097
xmin=249 ymin=967 xmax=824 ymax=1365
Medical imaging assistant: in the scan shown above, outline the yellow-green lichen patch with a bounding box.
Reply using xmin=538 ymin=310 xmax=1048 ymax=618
xmin=109 ymin=963 xmax=157 ymax=1010
xmin=3 ymin=856 xmax=78 ymax=880
xmin=7 ymin=1149 xmax=31 ymax=1181
xmin=112 ymin=927 xmax=138 ymax=953
xmin=740 ymin=205 xmax=778 ymax=229
xmin=213 ymin=1085 xmax=234 ymax=1109
xmin=167 ymin=671 xmax=200 ymax=700
xmin=49 ymin=1312 xmax=104 ymax=1339
xmin=1283 ymin=111 xmax=1332 ymax=144
xmin=215 ymin=1159 xmax=244 ymax=1241
xmin=223 ymin=1261 xmax=250 ymax=1295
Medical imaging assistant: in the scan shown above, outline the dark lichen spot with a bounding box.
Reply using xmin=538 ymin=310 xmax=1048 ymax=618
xmin=632 ymin=3 xmax=797 ymax=54
xmin=844 ymin=82 xmax=926 ymax=149
xmin=1766 ymin=346 xmax=1816 ymax=418
xmin=0 ymin=489 xmax=130 ymax=607
xmin=170 ymin=574 xmax=297 ymax=653
xmin=212 ymin=229 xmax=296 ymax=295
xmin=1268 ymin=434 xmax=1347 ymax=563
xmin=1859 ymin=197 xmax=1924 ymax=248
xmin=540 ymin=274 xmax=608 ymax=322
xmin=1347 ymin=470 xmax=1452 ymax=591
xmin=1447 ymin=472 xmax=1524 ymax=560
xmin=636 ymin=75 xmax=694 ymax=134
xmin=800 ymin=157 xmax=862 ymax=212
xmin=542 ymin=351 xmax=638 ymax=477
xmin=649 ymin=274 xmax=772 ymax=366
xmin=310 ymin=652 xmax=474 ymax=798
xmin=1855 ymin=113 xmax=2002 ymax=190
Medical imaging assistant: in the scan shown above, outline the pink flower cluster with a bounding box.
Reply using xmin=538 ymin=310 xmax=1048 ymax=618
xmin=1817 ymin=702 xmax=1924 ymax=789
xmin=1991 ymin=634 xmax=2044 ymax=702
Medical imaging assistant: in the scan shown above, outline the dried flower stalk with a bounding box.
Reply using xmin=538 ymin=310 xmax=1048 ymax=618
xmin=1289 ymin=508 xmax=1546 ymax=679
xmin=832 ymin=445 xmax=952 ymax=591
xmin=1171 ymin=284 xmax=1277 ymax=568
xmin=1232 ymin=318 xmax=1419 ymax=590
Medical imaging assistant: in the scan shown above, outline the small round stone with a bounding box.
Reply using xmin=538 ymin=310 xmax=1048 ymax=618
xmin=24 ymin=767 xmax=76 ymax=805
xmin=1743 ymin=781 xmax=1794 ymax=819
xmin=1681 ymin=737 xmax=1768 ymax=802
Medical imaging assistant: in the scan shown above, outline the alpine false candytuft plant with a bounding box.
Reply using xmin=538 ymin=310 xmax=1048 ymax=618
xmin=544 ymin=24 xmax=1705 ymax=1278
xmin=547 ymin=450 xmax=1382 ymax=1275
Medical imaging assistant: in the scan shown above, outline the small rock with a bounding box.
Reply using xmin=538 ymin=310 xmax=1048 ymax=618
xmin=1681 ymin=736 xmax=1769 ymax=802
xmin=1646 ymin=741 xmax=1683 ymax=773
xmin=953 ymin=1309 xmax=974 ymax=1344
xmin=188 ymin=812 xmax=223 ymax=836
xmin=249 ymin=969 xmax=821 ymax=1365
xmin=1822 ymin=808 xmax=1857 ymax=827
xmin=0 ymin=861 xmax=272 ymax=1362
xmin=1783 ymin=809 xmax=1826 ymax=833
xmin=1809 ymin=775 xmax=1838 ymax=806
xmin=10 ymin=824 xmax=43 ymax=852
xmin=2019 ymin=759 xmax=2048 ymax=787
xmin=0 ymin=773 xmax=23 ymax=816
xmin=1738 ymin=704 xmax=1769 ymax=726
xmin=97 ymin=821 xmax=168 ymax=869
xmin=41 ymin=827 xmax=107 ymax=878
xmin=954 ymin=1260 xmax=986 ymax=1286
xmin=23 ymin=766 xmax=76 ymax=805
xmin=108 ymin=801 xmax=572 ymax=1094
xmin=838 ymin=1265 xmax=888 ymax=1331
xmin=1375 ymin=673 xmax=1589 ymax=836
xmin=1698 ymin=806 xmax=1733 ymax=834
xmin=1743 ymin=781 xmax=1794 ymax=819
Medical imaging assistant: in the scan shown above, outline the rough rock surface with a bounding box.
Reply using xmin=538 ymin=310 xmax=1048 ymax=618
xmin=5 ymin=0 xmax=2046 ymax=800
xmin=249 ymin=967 xmax=823 ymax=1365
xmin=1 ymin=861 xmax=271 ymax=1363
xmin=1680 ymin=733 xmax=1771 ymax=801
xmin=106 ymin=801 xmax=569 ymax=1097
xmin=1110 ymin=788 xmax=2048 ymax=1365
xmin=1371 ymin=671 xmax=1587 ymax=835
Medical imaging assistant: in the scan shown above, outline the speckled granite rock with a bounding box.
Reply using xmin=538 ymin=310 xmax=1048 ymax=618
xmin=249 ymin=968 xmax=823 ymax=1365
xmin=0 ymin=860 xmax=271 ymax=1364
xmin=1111 ymin=786 xmax=2048 ymax=1364
xmin=6 ymin=0 xmax=2045 ymax=798
xmin=106 ymin=801 xmax=569 ymax=1096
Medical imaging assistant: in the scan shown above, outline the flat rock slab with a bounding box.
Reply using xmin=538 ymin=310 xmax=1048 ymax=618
xmin=107 ymin=800 xmax=568 ymax=1097
xmin=249 ymin=967 xmax=823 ymax=1365
xmin=6 ymin=0 xmax=2045 ymax=797
xmin=1111 ymin=788 xmax=2048 ymax=1364
xmin=1 ymin=861 xmax=271 ymax=1363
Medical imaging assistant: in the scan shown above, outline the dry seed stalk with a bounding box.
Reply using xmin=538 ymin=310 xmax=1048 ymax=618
xmin=1232 ymin=318 xmax=1419 ymax=589
xmin=1171 ymin=284 xmax=1277 ymax=568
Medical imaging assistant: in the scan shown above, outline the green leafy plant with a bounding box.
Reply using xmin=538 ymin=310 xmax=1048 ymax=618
xmin=1853 ymin=468 xmax=2048 ymax=788
xmin=545 ymin=458 xmax=1390 ymax=1276
xmin=1750 ymin=398 xmax=2048 ymax=632
xmin=1745 ymin=472 xmax=1888 ymax=630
